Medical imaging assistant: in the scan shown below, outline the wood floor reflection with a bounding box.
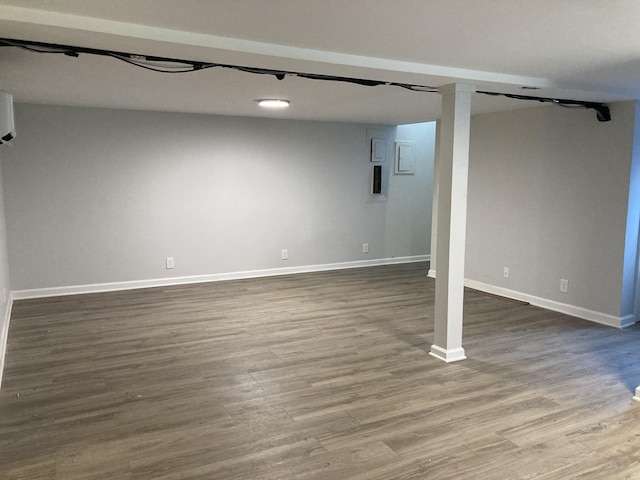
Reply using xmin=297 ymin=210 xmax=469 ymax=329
xmin=1 ymin=262 xmax=639 ymax=479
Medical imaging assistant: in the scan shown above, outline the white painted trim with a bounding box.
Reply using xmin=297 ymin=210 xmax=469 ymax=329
xmin=12 ymin=255 xmax=430 ymax=300
xmin=634 ymin=386 xmax=640 ymax=403
xmin=0 ymin=292 xmax=13 ymax=390
xmin=429 ymin=345 xmax=467 ymax=363
xmin=464 ymin=279 xmax=630 ymax=329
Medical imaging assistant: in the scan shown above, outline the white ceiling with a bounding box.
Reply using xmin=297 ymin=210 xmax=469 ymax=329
xmin=0 ymin=0 xmax=639 ymax=124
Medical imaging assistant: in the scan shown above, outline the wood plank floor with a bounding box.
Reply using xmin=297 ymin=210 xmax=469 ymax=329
xmin=1 ymin=262 xmax=639 ymax=479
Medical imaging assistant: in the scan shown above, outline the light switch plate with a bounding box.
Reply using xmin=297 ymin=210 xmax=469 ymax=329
xmin=371 ymin=138 xmax=386 ymax=162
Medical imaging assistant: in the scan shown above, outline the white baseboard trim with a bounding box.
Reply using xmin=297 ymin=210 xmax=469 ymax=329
xmin=12 ymin=255 xmax=430 ymax=300
xmin=429 ymin=270 xmax=631 ymax=328
xmin=0 ymin=293 xmax=14 ymax=390
xmin=464 ymin=278 xmax=629 ymax=329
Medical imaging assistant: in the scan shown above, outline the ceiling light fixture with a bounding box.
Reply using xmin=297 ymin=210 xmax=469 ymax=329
xmin=256 ymin=99 xmax=290 ymax=108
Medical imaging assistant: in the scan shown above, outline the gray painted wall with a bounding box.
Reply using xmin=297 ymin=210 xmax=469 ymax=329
xmin=0 ymin=154 xmax=12 ymax=385
xmin=0 ymin=158 xmax=9 ymax=303
xmin=3 ymin=105 xmax=434 ymax=291
xmin=465 ymin=102 xmax=638 ymax=319
xmin=623 ymin=102 xmax=640 ymax=320
xmin=387 ymin=122 xmax=436 ymax=258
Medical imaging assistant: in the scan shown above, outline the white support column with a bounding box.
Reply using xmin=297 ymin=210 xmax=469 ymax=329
xmin=634 ymin=386 xmax=640 ymax=403
xmin=429 ymin=83 xmax=475 ymax=363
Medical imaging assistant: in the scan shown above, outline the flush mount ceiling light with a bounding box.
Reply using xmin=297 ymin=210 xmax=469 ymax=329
xmin=255 ymin=99 xmax=290 ymax=108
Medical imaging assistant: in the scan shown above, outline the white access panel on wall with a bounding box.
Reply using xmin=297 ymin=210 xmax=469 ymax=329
xmin=395 ymin=141 xmax=416 ymax=174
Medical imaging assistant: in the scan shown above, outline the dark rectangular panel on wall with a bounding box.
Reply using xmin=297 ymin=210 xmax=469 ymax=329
xmin=372 ymin=165 xmax=382 ymax=194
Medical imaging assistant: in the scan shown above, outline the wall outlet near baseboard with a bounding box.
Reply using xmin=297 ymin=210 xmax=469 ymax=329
xmin=503 ymin=266 xmax=509 ymax=279
xmin=166 ymin=257 xmax=175 ymax=269
xmin=560 ymin=278 xmax=568 ymax=293
xmin=281 ymin=249 xmax=288 ymax=260
xmin=363 ymin=243 xmax=369 ymax=254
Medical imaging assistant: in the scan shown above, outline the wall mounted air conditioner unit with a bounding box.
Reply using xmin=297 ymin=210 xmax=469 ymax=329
xmin=0 ymin=91 xmax=15 ymax=144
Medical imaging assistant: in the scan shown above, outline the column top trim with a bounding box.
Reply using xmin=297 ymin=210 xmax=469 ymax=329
xmin=438 ymin=83 xmax=477 ymax=95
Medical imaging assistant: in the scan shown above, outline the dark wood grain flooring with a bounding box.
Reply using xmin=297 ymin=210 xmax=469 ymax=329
xmin=1 ymin=262 xmax=639 ymax=479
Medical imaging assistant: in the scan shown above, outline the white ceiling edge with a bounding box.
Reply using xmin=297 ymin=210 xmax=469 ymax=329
xmin=0 ymin=5 xmax=548 ymax=86
xmin=0 ymin=3 xmax=635 ymax=126
xmin=1 ymin=4 xmax=636 ymax=103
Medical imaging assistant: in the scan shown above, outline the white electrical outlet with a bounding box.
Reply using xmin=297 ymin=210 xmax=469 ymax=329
xmin=363 ymin=243 xmax=369 ymax=254
xmin=281 ymin=249 xmax=288 ymax=260
xmin=503 ymin=267 xmax=509 ymax=279
xmin=166 ymin=257 xmax=175 ymax=269
xmin=560 ymin=278 xmax=568 ymax=293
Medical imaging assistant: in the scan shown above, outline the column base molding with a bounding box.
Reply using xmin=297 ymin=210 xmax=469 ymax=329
xmin=429 ymin=344 xmax=467 ymax=363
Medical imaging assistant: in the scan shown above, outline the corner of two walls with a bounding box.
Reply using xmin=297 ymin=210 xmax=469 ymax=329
xmin=8 ymin=100 xmax=637 ymax=330
xmin=387 ymin=122 xmax=436 ymax=259
xmin=0 ymin=152 xmax=13 ymax=388
xmin=463 ymin=101 xmax=640 ymax=328
xmin=3 ymin=105 xmax=435 ymax=298
xmin=620 ymin=100 xmax=640 ymax=326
